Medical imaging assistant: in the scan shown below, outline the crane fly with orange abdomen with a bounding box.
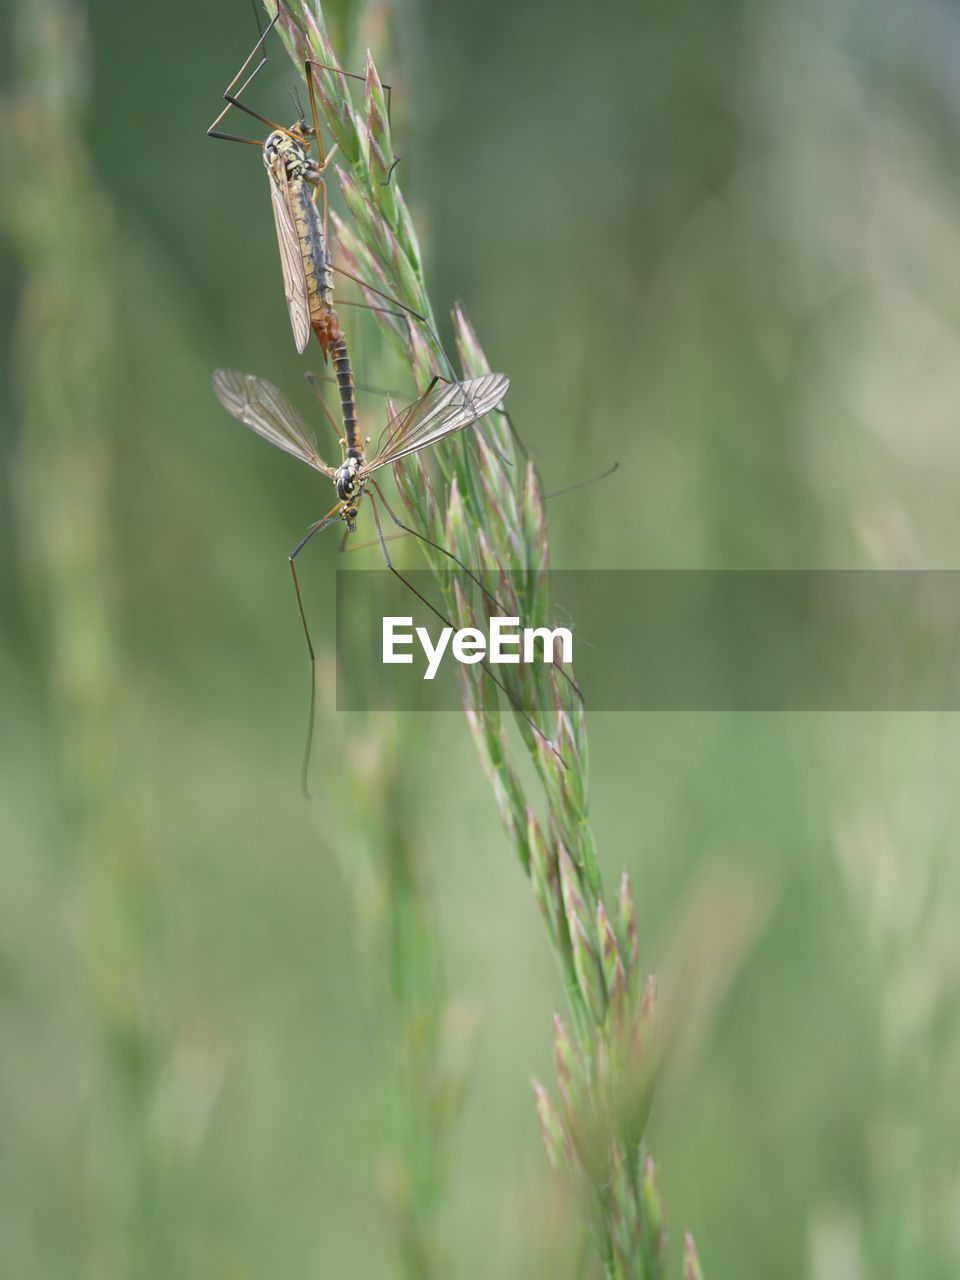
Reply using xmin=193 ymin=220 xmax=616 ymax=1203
xmin=207 ymin=8 xmax=409 ymax=363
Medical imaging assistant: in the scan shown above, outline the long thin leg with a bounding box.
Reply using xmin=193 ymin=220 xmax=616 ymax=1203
xmin=208 ymin=16 xmax=331 ymax=149
xmin=208 ymin=65 xmax=280 ymax=142
xmin=332 ymin=298 xmax=411 ymax=323
xmin=305 ymin=59 xmax=393 ymax=127
xmin=543 ymin=460 xmax=620 ymax=501
xmin=307 ymin=171 xmax=338 ymax=251
xmin=337 ymin=267 xmax=522 ymax=463
xmin=304 ymin=57 xmax=330 ymax=170
xmin=225 ymin=9 xmax=278 ymax=96
xmin=342 ymin=529 xmax=410 ymax=553
xmin=206 ymin=126 xmax=265 ymax=146
xmin=208 ymin=69 xmax=271 ymax=143
xmin=330 ymin=265 xmax=517 ymax=463
xmin=305 ymin=58 xmax=397 ymax=185
xmin=207 ymin=11 xmax=278 ymax=141
xmin=332 ymin=265 xmax=430 ymax=327
xmin=372 ymin=481 xmax=582 ymax=704
xmin=207 ymin=126 xmax=265 ymax=146
xmin=370 ymin=479 xmax=505 ymax=616
xmin=290 ymin=502 xmax=342 ymax=798
xmin=331 ymin=263 xmax=469 ymax=405
xmin=222 ymin=92 xmax=285 ymax=134
xmin=307 ymin=371 xmax=410 ymax=401
xmin=368 ymin=493 xmax=564 ymax=763
xmin=328 ymin=269 xmax=460 ymax=398
xmin=250 ymin=0 xmax=265 ymax=40
xmin=492 ymin=406 xmax=530 ymax=460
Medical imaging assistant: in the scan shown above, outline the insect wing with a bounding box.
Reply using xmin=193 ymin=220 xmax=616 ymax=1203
xmin=212 ymin=369 xmax=334 ymax=475
xmin=366 ymin=373 xmax=510 ymax=472
xmin=267 ymin=162 xmax=312 ymax=354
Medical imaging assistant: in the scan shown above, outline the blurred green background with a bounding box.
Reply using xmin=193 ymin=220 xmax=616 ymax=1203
xmin=2 ymin=0 xmax=960 ymax=1276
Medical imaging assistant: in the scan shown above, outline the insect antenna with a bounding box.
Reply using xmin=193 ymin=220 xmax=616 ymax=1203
xmin=292 ymin=83 xmax=308 ymax=128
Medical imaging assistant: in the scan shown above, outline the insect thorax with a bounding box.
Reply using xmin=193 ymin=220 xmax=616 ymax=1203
xmin=339 ymin=473 xmax=366 ymax=533
xmin=334 ymin=455 xmax=363 ymax=503
xmin=263 ymin=130 xmax=312 ymax=182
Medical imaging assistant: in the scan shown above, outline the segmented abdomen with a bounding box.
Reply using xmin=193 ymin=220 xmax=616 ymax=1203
xmin=291 ymin=183 xmax=335 ymax=320
xmin=329 ymin=332 xmax=360 ymax=456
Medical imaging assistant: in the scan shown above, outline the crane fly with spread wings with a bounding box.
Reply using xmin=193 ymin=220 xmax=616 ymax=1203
xmin=212 ymin=368 xmax=524 ymax=794
xmin=212 ymin=368 xmax=508 ymax=541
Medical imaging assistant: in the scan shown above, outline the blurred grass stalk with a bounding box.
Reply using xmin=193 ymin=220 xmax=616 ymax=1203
xmin=832 ymin=805 xmax=960 ymax=1279
xmin=273 ymin=3 xmax=705 ymax=1273
xmin=1 ymin=0 xmax=160 ymax=1272
xmin=315 ymin=687 xmax=474 ymax=1278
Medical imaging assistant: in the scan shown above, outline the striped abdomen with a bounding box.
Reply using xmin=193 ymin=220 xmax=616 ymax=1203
xmin=330 ymin=332 xmax=360 ymax=457
xmin=290 ymin=181 xmax=335 ymax=324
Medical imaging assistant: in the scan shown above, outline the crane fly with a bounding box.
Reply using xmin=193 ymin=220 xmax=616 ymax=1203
xmin=207 ymin=8 xmax=411 ymax=361
xmin=211 ymin=368 xmax=560 ymax=790
xmin=211 ymin=368 xmax=508 ymax=538
xmin=207 ymin=9 xmax=509 ymax=473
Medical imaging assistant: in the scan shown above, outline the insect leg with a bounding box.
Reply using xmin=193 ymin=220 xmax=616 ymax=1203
xmin=331 ymin=266 xmax=430 ymax=327
xmin=221 ymin=93 xmax=286 ymax=134
xmin=290 ymin=502 xmax=342 ymax=798
xmin=308 ymin=172 xmax=332 ymax=246
xmin=543 ymin=460 xmax=620 ymax=501
xmin=367 ymin=492 xmax=564 ymax=764
xmin=305 ymin=58 xmax=397 ymax=184
xmin=207 ymin=12 xmax=278 ymax=142
xmin=329 ymin=266 xmax=520 ymax=462
xmin=227 ymin=8 xmax=278 ymax=93
xmin=307 ymin=372 xmax=409 ymax=401
xmin=305 ymin=59 xmax=393 ymax=125
xmin=304 ymin=59 xmax=332 ymax=172
xmin=208 ymin=68 xmax=278 ymax=143
xmin=332 ymin=298 xmax=413 ymax=323
xmin=370 ymin=479 xmax=506 ymax=616
xmin=372 ymin=480 xmax=582 ymax=705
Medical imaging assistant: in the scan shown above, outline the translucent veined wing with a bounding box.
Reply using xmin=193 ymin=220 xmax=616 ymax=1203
xmin=365 ymin=373 xmax=510 ymax=473
xmin=212 ymin=369 xmax=335 ymax=476
xmin=267 ymin=161 xmax=312 ymax=354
